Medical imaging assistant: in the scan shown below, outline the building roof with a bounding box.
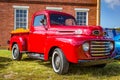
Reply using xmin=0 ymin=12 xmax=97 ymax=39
xmin=0 ymin=0 xmax=97 ymax=5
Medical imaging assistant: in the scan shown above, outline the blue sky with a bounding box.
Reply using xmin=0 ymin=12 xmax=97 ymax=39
xmin=101 ymin=0 xmax=120 ymax=28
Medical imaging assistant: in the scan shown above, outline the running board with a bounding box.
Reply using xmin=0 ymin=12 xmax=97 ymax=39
xmin=21 ymin=51 xmax=44 ymax=60
xmin=27 ymin=53 xmax=44 ymax=60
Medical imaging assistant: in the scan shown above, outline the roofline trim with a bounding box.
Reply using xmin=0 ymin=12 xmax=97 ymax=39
xmin=74 ymin=8 xmax=90 ymax=11
xmin=13 ymin=5 xmax=29 ymax=9
xmin=46 ymin=7 xmax=63 ymax=10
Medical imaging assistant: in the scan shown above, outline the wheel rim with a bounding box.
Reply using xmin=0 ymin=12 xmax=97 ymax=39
xmin=52 ymin=51 xmax=61 ymax=73
xmin=55 ymin=55 xmax=60 ymax=69
xmin=12 ymin=44 xmax=19 ymax=59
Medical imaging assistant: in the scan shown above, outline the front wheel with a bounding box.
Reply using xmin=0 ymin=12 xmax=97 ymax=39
xmin=12 ymin=44 xmax=22 ymax=61
xmin=52 ymin=48 xmax=69 ymax=74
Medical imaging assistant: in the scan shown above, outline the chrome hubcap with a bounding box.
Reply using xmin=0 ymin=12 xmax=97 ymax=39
xmin=12 ymin=44 xmax=19 ymax=59
xmin=55 ymin=56 xmax=60 ymax=69
xmin=14 ymin=48 xmax=18 ymax=58
xmin=52 ymin=51 xmax=61 ymax=72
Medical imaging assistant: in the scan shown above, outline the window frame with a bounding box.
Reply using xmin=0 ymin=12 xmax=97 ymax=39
xmin=13 ymin=6 xmax=29 ymax=30
xmin=46 ymin=7 xmax=63 ymax=11
xmin=74 ymin=8 xmax=89 ymax=26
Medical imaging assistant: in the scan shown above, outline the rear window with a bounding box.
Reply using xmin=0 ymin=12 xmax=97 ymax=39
xmin=50 ymin=14 xmax=76 ymax=26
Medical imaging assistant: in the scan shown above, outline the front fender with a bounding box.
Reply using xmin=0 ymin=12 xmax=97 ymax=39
xmin=44 ymin=37 xmax=81 ymax=63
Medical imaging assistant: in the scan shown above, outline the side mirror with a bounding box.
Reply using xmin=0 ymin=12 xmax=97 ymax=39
xmin=40 ymin=19 xmax=47 ymax=30
xmin=40 ymin=19 xmax=45 ymax=25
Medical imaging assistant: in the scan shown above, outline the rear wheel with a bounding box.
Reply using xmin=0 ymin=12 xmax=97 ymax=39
xmin=12 ymin=44 xmax=22 ymax=61
xmin=52 ymin=48 xmax=69 ymax=74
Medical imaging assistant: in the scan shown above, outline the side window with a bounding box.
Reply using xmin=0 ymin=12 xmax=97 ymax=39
xmin=34 ymin=15 xmax=46 ymax=27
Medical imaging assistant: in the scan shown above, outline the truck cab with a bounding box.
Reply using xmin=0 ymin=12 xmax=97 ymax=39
xmin=9 ymin=10 xmax=115 ymax=74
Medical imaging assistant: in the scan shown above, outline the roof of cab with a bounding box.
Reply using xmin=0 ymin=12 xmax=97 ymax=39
xmin=33 ymin=10 xmax=74 ymax=17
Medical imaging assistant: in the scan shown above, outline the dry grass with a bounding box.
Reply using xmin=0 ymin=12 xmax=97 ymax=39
xmin=0 ymin=50 xmax=120 ymax=80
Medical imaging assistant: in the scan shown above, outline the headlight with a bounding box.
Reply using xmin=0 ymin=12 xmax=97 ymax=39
xmin=82 ymin=42 xmax=89 ymax=52
xmin=109 ymin=42 xmax=114 ymax=50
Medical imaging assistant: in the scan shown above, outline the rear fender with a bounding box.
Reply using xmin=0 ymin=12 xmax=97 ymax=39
xmin=10 ymin=36 xmax=25 ymax=52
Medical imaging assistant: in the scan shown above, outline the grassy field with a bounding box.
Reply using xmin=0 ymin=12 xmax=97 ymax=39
xmin=0 ymin=50 xmax=120 ymax=80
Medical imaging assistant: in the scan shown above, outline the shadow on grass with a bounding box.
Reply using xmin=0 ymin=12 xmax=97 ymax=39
xmin=38 ymin=61 xmax=120 ymax=77
xmin=22 ymin=58 xmax=38 ymax=61
xmin=21 ymin=58 xmax=120 ymax=77
xmin=0 ymin=57 xmax=12 ymax=69
xmin=38 ymin=61 xmax=52 ymax=67
xmin=22 ymin=57 xmax=52 ymax=67
xmin=68 ymin=62 xmax=120 ymax=77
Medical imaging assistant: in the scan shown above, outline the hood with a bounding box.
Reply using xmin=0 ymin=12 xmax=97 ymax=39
xmin=50 ymin=25 xmax=104 ymax=36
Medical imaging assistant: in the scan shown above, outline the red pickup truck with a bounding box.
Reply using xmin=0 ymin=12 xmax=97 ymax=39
xmin=9 ymin=10 xmax=115 ymax=74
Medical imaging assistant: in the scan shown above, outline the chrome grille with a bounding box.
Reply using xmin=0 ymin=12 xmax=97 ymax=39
xmin=90 ymin=41 xmax=111 ymax=57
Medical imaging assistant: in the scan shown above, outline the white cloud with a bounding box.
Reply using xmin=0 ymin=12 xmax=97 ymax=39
xmin=104 ymin=0 xmax=120 ymax=9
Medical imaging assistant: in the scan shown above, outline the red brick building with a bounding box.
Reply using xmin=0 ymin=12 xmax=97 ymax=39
xmin=0 ymin=0 xmax=100 ymax=49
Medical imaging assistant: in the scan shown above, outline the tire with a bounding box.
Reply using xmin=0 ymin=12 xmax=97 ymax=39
xmin=12 ymin=44 xmax=22 ymax=61
xmin=52 ymin=48 xmax=69 ymax=74
xmin=93 ymin=64 xmax=106 ymax=68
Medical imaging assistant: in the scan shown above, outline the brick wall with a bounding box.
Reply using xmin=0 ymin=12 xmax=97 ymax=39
xmin=0 ymin=0 xmax=98 ymax=49
xmin=0 ymin=2 xmax=14 ymax=49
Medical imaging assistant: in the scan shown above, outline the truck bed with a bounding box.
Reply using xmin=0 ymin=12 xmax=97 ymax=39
xmin=11 ymin=28 xmax=29 ymax=34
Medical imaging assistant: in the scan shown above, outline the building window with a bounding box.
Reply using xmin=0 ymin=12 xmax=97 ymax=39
xmin=46 ymin=7 xmax=63 ymax=11
xmin=13 ymin=6 xmax=29 ymax=29
xmin=75 ymin=8 xmax=89 ymax=26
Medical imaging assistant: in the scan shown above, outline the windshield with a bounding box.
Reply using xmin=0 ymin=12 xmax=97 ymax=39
xmin=50 ymin=14 xmax=76 ymax=26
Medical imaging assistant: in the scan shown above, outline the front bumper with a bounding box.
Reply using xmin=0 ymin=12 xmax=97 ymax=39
xmin=78 ymin=58 xmax=114 ymax=66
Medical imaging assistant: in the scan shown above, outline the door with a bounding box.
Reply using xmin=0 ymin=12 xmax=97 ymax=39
xmin=28 ymin=14 xmax=47 ymax=53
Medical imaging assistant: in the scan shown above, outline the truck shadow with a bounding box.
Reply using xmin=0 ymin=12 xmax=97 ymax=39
xmin=0 ymin=57 xmax=12 ymax=69
xmin=38 ymin=60 xmax=120 ymax=77
xmin=22 ymin=58 xmax=52 ymax=67
xmin=22 ymin=58 xmax=37 ymax=61
xmin=22 ymin=58 xmax=120 ymax=77
xmin=68 ymin=62 xmax=120 ymax=77
xmin=42 ymin=61 xmax=120 ymax=77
